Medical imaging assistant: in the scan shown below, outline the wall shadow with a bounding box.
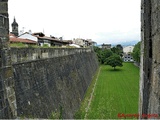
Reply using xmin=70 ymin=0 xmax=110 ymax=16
xmin=106 ymin=68 xmax=123 ymax=72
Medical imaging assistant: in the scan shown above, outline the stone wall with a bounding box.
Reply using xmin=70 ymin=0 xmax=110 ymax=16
xmin=139 ymin=0 xmax=160 ymax=117
xmin=0 ymin=1 xmax=98 ymax=118
xmin=12 ymin=48 xmax=98 ymax=119
xmin=0 ymin=0 xmax=17 ymax=119
xmin=10 ymin=48 xmax=92 ymax=64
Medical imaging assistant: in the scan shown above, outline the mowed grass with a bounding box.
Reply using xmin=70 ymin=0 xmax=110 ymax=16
xmin=86 ymin=63 xmax=140 ymax=119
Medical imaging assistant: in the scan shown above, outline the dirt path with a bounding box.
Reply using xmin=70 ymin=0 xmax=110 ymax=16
xmin=84 ymin=67 xmax=101 ymax=119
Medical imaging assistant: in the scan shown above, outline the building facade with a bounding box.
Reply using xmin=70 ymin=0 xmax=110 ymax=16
xmin=123 ymin=53 xmax=134 ymax=62
xmin=123 ymin=46 xmax=134 ymax=62
xmin=101 ymin=43 xmax=111 ymax=50
xmin=9 ymin=33 xmax=37 ymax=45
xmin=73 ymin=38 xmax=96 ymax=47
xmin=18 ymin=32 xmax=38 ymax=42
xmin=123 ymin=46 xmax=134 ymax=53
xmin=33 ymin=32 xmax=69 ymax=47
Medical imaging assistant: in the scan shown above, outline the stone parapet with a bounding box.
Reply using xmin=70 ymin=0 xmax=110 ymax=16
xmin=10 ymin=48 xmax=92 ymax=64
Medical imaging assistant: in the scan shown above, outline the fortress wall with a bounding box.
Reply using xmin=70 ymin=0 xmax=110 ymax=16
xmin=10 ymin=48 xmax=92 ymax=64
xmin=12 ymin=49 xmax=99 ymax=118
xmin=140 ymin=0 xmax=160 ymax=117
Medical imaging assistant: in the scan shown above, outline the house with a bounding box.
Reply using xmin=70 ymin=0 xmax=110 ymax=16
xmin=123 ymin=46 xmax=134 ymax=53
xmin=32 ymin=32 xmax=70 ymax=47
xmin=101 ymin=43 xmax=111 ymax=50
xmin=123 ymin=53 xmax=134 ymax=62
xmin=15 ymin=32 xmax=70 ymax=47
xmin=73 ymin=38 xmax=96 ymax=47
xmin=18 ymin=32 xmax=38 ymax=42
xmin=123 ymin=46 xmax=134 ymax=62
xmin=86 ymin=39 xmax=97 ymax=46
xmin=62 ymin=40 xmax=73 ymax=44
xmin=73 ymin=38 xmax=87 ymax=47
xmin=9 ymin=33 xmax=37 ymax=45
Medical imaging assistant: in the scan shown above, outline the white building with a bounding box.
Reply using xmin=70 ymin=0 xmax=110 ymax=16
xmin=123 ymin=46 xmax=134 ymax=62
xmin=123 ymin=46 xmax=134 ymax=53
xmin=73 ymin=38 xmax=96 ymax=47
xmin=123 ymin=53 xmax=134 ymax=62
xmin=18 ymin=32 xmax=38 ymax=42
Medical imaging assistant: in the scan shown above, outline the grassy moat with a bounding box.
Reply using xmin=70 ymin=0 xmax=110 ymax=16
xmin=75 ymin=62 xmax=139 ymax=119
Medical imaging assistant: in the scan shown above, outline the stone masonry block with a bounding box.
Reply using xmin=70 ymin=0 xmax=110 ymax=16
xmin=151 ymin=0 xmax=158 ymax=12
xmin=0 ymin=91 xmax=4 ymax=100
xmin=0 ymin=80 xmax=3 ymax=91
xmin=0 ymin=17 xmax=3 ymax=27
xmin=151 ymin=11 xmax=158 ymax=36
xmin=157 ymin=10 xmax=160 ymax=30
xmin=0 ymin=28 xmax=7 ymax=37
xmin=0 ymin=2 xmax=7 ymax=14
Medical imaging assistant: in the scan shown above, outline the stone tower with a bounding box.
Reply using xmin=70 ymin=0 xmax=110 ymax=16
xmin=139 ymin=0 xmax=160 ymax=118
xmin=0 ymin=0 xmax=17 ymax=119
xmin=11 ymin=17 xmax=18 ymax=36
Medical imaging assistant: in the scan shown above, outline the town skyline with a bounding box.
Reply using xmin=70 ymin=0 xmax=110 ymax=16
xmin=8 ymin=0 xmax=140 ymax=44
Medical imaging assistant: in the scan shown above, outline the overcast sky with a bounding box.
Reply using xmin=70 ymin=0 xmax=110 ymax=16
xmin=8 ymin=0 xmax=140 ymax=44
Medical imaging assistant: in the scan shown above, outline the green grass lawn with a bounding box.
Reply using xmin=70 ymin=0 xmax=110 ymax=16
xmin=76 ymin=62 xmax=139 ymax=119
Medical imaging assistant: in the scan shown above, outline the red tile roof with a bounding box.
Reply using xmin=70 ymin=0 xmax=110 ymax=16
xmin=9 ymin=33 xmax=16 ymax=38
xmin=10 ymin=37 xmax=37 ymax=44
xmin=9 ymin=34 xmax=37 ymax=44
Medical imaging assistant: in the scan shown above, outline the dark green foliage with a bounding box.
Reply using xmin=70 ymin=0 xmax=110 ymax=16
xmin=93 ymin=46 xmax=113 ymax=64
xmin=93 ymin=46 xmax=123 ymax=67
xmin=111 ymin=46 xmax=123 ymax=57
xmin=116 ymin=44 xmax=123 ymax=56
xmin=105 ymin=54 xmax=123 ymax=70
xmin=116 ymin=44 xmax=123 ymax=52
xmin=93 ymin=46 xmax=103 ymax=63
xmin=111 ymin=47 xmax=119 ymax=54
xmin=100 ymin=50 xmax=113 ymax=64
xmin=132 ymin=42 xmax=141 ymax=63
xmin=94 ymin=45 xmax=123 ymax=70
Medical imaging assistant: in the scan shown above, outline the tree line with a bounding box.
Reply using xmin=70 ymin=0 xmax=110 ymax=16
xmin=131 ymin=41 xmax=141 ymax=64
xmin=94 ymin=42 xmax=141 ymax=69
xmin=93 ymin=44 xmax=123 ymax=70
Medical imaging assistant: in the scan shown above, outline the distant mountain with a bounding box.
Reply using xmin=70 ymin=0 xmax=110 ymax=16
xmin=112 ymin=40 xmax=139 ymax=47
xmin=96 ymin=40 xmax=140 ymax=48
xmin=112 ymin=40 xmax=140 ymax=47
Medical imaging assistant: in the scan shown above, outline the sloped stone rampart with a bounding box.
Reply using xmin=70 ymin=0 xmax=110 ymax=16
xmin=12 ymin=49 xmax=98 ymax=119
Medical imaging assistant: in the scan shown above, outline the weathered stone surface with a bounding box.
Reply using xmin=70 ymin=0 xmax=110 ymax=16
xmin=0 ymin=2 xmax=8 ymax=14
xmin=10 ymin=48 xmax=92 ymax=64
xmin=0 ymin=1 xmax=98 ymax=119
xmin=0 ymin=0 xmax=16 ymax=119
xmin=12 ymin=50 xmax=99 ymax=119
xmin=140 ymin=0 xmax=160 ymax=118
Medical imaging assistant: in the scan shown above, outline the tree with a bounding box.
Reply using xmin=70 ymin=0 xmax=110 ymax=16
xmin=132 ymin=42 xmax=141 ymax=63
xmin=116 ymin=44 xmax=123 ymax=52
xmin=116 ymin=44 xmax=123 ymax=56
xmin=105 ymin=54 xmax=123 ymax=70
xmin=111 ymin=46 xmax=123 ymax=57
xmin=93 ymin=46 xmax=113 ymax=64
xmin=100 ymin=49 xmax=113 ymax=64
